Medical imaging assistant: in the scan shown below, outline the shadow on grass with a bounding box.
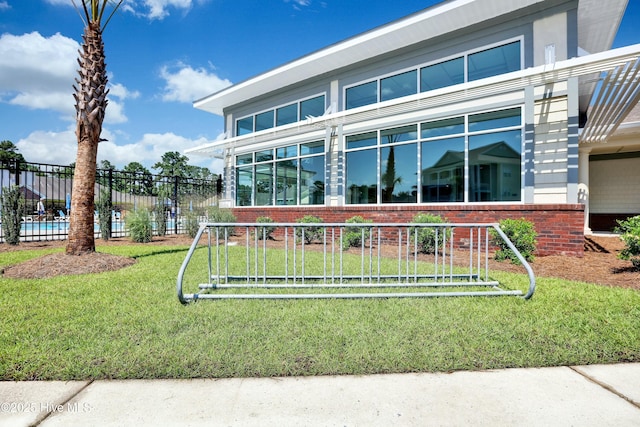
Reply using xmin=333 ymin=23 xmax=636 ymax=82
xmin=129 ymin=246 xmax=193 ymax=259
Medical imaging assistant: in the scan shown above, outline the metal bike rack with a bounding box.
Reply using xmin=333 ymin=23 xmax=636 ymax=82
xmin=177 ymin=222 xmax=535 ymax=303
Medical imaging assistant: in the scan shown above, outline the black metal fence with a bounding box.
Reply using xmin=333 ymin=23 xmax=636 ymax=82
xmin=0 ymin=160 xmax=219 ymax=242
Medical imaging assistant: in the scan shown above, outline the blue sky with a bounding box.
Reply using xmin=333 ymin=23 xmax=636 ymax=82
xmin=1 ymin=0 xmax=639 ymax=174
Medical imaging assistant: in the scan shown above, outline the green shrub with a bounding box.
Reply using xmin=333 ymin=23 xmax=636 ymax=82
xmin=614 ymin=215 xmax=640 ymax=270
xmin=154 ymin=204 xmax=167 ymax=237
xmin=207 ymin=206 xmax=237 ymax=237
xmin=341 ymin=215 xmax=372 ymax=250
xmin=95 ymin=188 xmax=111 ymax=241
xmin=126 ymin=209 xmax=153 ymax=243
xmin=0 ymin=186 xmax=24 ymax=245
xmin=253 ymin=216 xmax=275 ymax=240
xmin=184 ymin=212 xmax=200 ymax=239
xmin=410 ymin=213 xmax=448 ymax=254
xmin=295 ymin=215 xmax=323 ymax=244
xmin=490 ymin=218 xmax=537 ymax=264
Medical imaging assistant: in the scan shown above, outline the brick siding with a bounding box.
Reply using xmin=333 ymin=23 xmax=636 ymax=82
xmin=231 ymin=204 xmax=585 ymax=257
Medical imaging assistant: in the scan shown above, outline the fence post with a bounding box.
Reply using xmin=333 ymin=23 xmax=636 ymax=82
xmin=108 ymin=169 xmax=113 ymax=239
xmin=173 ymin=175 xmax=179 ymax=235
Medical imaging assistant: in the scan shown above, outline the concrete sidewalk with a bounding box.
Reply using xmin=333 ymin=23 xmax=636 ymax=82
xmin=2 ymin=364 xmax=639 ymax=426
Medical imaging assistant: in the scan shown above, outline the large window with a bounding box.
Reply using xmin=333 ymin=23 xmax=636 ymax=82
xmin=235 ymin=94 xmax=325 ymax=136
xmin=420 ymin=57 xmax=464 ymax=92
xmin=345 ymin=39 xmax=522 ymax=110
xmin=381 ymin=70 xmax=417 ymax=102
xmin=234 ymin=141 xmax=325 ymax=206
xmin=346 ymin=81 xmax=377 ymax=110
xmin=346 ymin=125 xmax=419 ymax=204
xmin=468 ymin=41 xmax=521 ymax=82
xmin=345 ymin=107 xmax=522 ymax=204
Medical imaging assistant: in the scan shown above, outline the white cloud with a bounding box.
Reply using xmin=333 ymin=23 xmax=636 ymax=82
xmin=16 ymin=128 xmax=223 ymax=173
xmin=0 ymin=1 xmax=10 ymax=11
xmin=43 ymin=0 xmax=210 ymax=20
xmin=160 ymin=63 xmax=231 ymax=103
xmin=0 ymin=32 xmax=78 ymax=117
xmin=109 ymin=82 xmax=141 ymax=100
xmin=120 ymin=0 xmax=210 ymax=20
xmin=0 ymin=32 xmax=137 ymax=123
xmin=285 ymin=0 xmax=311 ymax=10
xmin=15 ymin=128 xmax=78 ymax=166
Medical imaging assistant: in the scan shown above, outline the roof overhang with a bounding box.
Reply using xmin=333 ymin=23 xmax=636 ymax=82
xmin=187 ymin=44 xmax=640 ymax=157
xmin=193 ymin=0 xmax=627 ymax=117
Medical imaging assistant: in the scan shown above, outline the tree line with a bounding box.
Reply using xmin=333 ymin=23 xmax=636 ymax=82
xmin=0 ymin=140 xmax=217 ymax=182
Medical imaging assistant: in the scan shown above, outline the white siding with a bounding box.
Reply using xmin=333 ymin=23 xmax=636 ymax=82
xmin=590 ymin=157 xmax=640 ymax=213
xmin=533 ymin=94 xmax=569 ymax=203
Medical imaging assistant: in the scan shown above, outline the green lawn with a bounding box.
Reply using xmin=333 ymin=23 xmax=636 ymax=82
xmin=1 ymin=243 xmax=639 ymax=380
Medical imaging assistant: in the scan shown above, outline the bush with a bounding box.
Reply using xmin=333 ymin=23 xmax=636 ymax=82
xmin=184 ymin=212 xmax=200 ymax=239
xmin=207 ymin=206 xmax=237 ymax=237
xmin=253 ymin=216 xmax=275 ymax=240
xmin=490 ymin=218 xmax=537 ymax=264
xmin=410 ymin=213 xmax=448 ymax=254
xmin=341 ymin=215 xmax=372 ymax=250
xmin=154 ymin=204 xmax=167 ymax=237
xmin=126 ymin=209 xmax=153 ymax=243
xmin=614 ymin=215 xmax=640 ymax=270
xmin=0 ymin=186 xmax=24 ymax=245
xmin=95 ymin=188 xmax=111 ymax=241
xmin=295 ymin=215 xmax=323 ymax=244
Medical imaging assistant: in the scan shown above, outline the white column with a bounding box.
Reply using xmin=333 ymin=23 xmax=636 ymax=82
xmin=578 ymin=146 xmax=591 ymax=233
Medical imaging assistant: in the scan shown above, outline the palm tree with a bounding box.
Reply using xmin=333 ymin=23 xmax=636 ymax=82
xmin=66 ymin=0 xmax=122 ymax=255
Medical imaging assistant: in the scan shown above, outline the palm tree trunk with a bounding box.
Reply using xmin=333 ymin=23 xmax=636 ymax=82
xmin=66 ymin=22 xmax=108 ymax=255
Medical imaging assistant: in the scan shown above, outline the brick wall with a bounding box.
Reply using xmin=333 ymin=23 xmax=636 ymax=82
xmin=231 ymin=204 xmax=585 ymax=257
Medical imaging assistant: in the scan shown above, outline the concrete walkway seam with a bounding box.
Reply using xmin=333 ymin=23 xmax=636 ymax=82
xmin=30 ymin=380 xmax=93 ymax=427
xmin=570 ymin=366 xmax=640 ymax=410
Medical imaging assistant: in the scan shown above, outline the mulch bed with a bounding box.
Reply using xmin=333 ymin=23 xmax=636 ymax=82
xmin=1 ymin=234 xmax=638 ymax=290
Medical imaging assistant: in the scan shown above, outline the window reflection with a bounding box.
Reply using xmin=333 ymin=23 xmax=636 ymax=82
xmin=255 ymin=110 xmax=274 ymax=131
xmin=468 ymin=130 xmax=521 ymax=201
xmin=468 ymin=41 xmax=521 ymax=81
xmin=421 ymin=137 xmax=465 ymax=203
xmin=276 ymin=104 xmax=297 ymax=126
xmin=346 ymin=81 xmax=377 ymax=110
xmin=346 ymin=149 xmax=377 ymax=204
xmin=236 ymin=167 xmax=253 ymax=206
xmin=381 ymin=144 xmax=417 ymax=203
xmin=421 ymin=57 xmax=464 ymax=92
xmin=381 ymin=70 xmax=417 ymax=102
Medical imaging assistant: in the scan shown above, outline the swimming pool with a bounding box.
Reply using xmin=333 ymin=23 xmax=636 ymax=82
xmin=1 ymin=218 xmax=182 ymax=242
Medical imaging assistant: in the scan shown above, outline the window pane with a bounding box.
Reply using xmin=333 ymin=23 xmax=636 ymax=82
xmin=300 ymin=95 xmax=325 ymax=118
xmin=300 ymin=155 xmax=325 ymax=205
xmin=346 ymin=132 xmax=377 ymax=149
xmin=236 ymin=153 xmax=253 ymax=165
xmin=468 ymin=41 xmax=521 ymax=82
xmin=381 ymin=143 xmax=417 ymax=203
xmin=421 ymin=57 xmax=464 ymax=91
xmin=346 ymin=81 xmax=377 ymax=109
xmin=255 ymin=110 xmax=274 ymax=131
xmin=236 ymin=116 xmax=253 ymax=136
xmin=236 ymin=166 xmax=253 ymax=206
xmin=421 ymin=137 xmax=465 ymax=202
xmin=381 ymin=125 xmax=417 ymax=144
xmin=301 ymin=140 xmax=324 ymax=155
xmin=381 ymin=70 xmax=417 ymax=102
xmin=255 ymin=149 xmax=273 ymax=162
xmin=469 ymin=108 xmax=521 ymax=132
xmin=346 ymin=149 xmax=377 ymax=204
xmin=276 ymin=159 xmax=298 ymax=205
xmin=255 ymin=164 xmax=273 ymax=206
xmin=277 ymin=145 xmax=297 ymax=159
xmin=276 ymin=103 xmax=297 ymax=126
xmin=421 ymin=117 xmax=464 ymax=139
xmin=468 ymin=129 xmax=521 ymax=201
